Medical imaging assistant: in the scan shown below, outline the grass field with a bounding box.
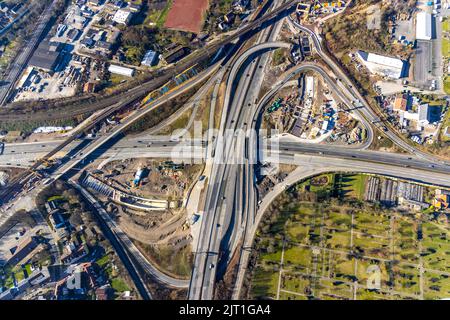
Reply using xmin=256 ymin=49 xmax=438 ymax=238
xmin=249 ymin=175 xmax=450 ymax=300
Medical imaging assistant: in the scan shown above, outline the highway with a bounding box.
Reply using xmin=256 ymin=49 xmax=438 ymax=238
xmin=0 ymin=60 xmax=221 ymax=206
xmin=254 ymin=61 xmax=375 ymax=149
xmin=0 ymin=0 xmax=302 ymax=208
xmin=232 ymin=152 xmax=450 ymax=298
xmin=189 ymin=0 xmax=291 ymax=299
xmin=2 ymin=138 xmax=450 ymax=176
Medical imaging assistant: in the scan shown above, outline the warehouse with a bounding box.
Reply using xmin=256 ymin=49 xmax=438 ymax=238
xmin=356 ymin=50 xmax=407 ymax=79
xmin=108 ymin=64 xmax=134 ymax=77
xmin=416 ymin=11 xmax=433 ymax=41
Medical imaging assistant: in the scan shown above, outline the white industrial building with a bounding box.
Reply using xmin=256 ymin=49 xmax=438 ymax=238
xmin=356 ymin=50 xmax=406 ymax=79
xmin=416 ymin=11 xmax=433 ymax=41
xmin=400 ymin=104 xmax=430 ymax=130
xmin=108 ymin=64 xmax=135 ymax=77
xmin=113 ymin=9 xmax=133 ymax=25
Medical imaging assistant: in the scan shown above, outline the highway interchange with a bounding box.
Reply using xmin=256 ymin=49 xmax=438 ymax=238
xmin=0 ymin=0 xmax=449 ymax=300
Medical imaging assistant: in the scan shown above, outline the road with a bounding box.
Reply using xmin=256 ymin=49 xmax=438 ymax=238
xmin=0 ymin=0 xmax=300 ymax=121
xmin=232 ymin=152 xmax=450 ymax=298
xmin=1 ymin=0 xmax=449 ymax=301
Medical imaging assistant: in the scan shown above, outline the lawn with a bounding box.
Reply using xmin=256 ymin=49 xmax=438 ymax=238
xmin=250 ymin=266 xmax=279 ymax=299
xmin=109 ymin=74 xmax=129 ymax=86
xmin=440 ymin=101 xmax=450 ymax=140
xmin=442 ymin=38 xmax=450 ymax=56
xmin=283 ymin=246 xmax=312 ymax=268
xmin=335 ymin=174 xmax=367 ymax=200
xmin=145 ymin=0 xmax=173 ymax=28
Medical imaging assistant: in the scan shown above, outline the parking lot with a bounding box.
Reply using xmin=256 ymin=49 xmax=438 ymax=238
xmin=414 ymin=40 xmax=433 ymax=88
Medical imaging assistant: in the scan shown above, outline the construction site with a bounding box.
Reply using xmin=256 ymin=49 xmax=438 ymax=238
xmin=76 ymin=157 xmax=204 ymax=278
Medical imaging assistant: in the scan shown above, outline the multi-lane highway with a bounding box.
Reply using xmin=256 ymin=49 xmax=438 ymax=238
xmin=0 ymin=0 xmax=300 ymax=121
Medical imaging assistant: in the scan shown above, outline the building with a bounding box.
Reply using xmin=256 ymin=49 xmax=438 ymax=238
xmin=7 ymin=236 xmax=41 ymax=266
xmin=232 ymin=0 xmax=250 ymax=13
xmin=95 ymin=40 xmax=112 ymax=52
xmin=95 ymin=285 xmax=113 ymax=300
xmin=80 ymin=37 xmax=95 ymax=48
xmin=393 ymin=93 xmax=410 ymax=111
xmin=403 ymin=103 xmax=430 ymax=127
xmin=108 ymin=64 xmax=134 ymax=77
xmin=110 ymin=0 xmax=124 ymax=9
xmin=416 ymin=11 xmax=432 ymax=41
xmin=88 ymin=0 xmax=101 ymax=5
xmin=112 ymin=9 xmax=133 ymax=25
xmin=141 ymin=50 xmax=158 ymax=67
xmin=356 ymin=50 xmax=407 ymax=79
xmin=133 ymin=167 xmax=144 ymax=187
xmin=29 ymin=41 xmax=64 ymax=72
xmin=83 ymin=82 xmax=96 ymax=93
xmin=128 ymin=3 xmax=142 ymax=12
xmin=49 ymin=211 xmax=66 ymax=229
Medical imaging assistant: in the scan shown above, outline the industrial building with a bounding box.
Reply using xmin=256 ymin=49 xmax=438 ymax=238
xmin=108 ymin=64 xmax=134 ymax=77
xmin=416 ymin=11 xmax=433 ymax=41
xmin=356 ymin=50 xmax=407 ymax=79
